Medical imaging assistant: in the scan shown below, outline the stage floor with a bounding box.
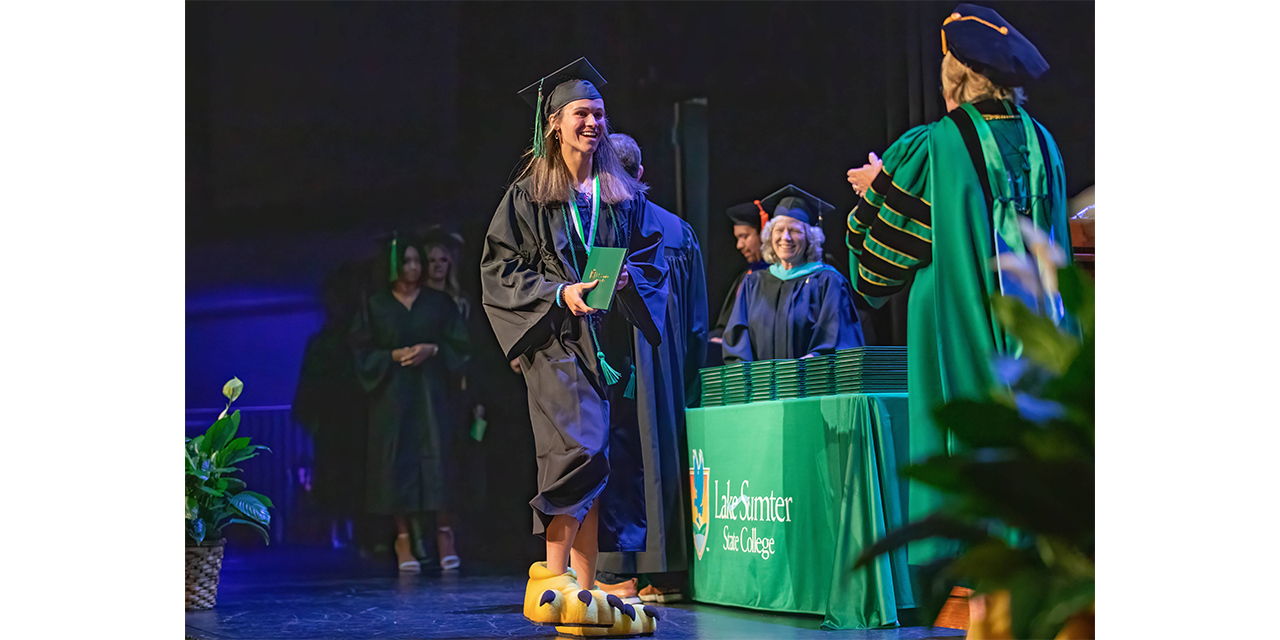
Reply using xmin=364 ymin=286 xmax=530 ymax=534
xmin=185 ymin=546 xmax=965 ymax=640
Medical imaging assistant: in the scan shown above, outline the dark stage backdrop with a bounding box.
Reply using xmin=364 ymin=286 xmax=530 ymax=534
xmin=186 ymin=1 xmax=1093 ymax=560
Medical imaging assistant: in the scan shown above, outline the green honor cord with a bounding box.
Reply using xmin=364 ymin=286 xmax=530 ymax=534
xmin=561 ymin=178 xmax=624 ymax=387
xmin=565 ymin=175 xmax=600 ymax=256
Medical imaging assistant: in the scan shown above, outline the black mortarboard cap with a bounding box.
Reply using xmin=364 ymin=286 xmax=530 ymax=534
xmin=420 ymin=224 xmax=465 ymax=251
xmin=759 ymin=184 xmax=834 ymax=227
xmin=941 ymin=4 xmax=1048 ymax=87
xmin=517 ymin=58 xmax=607 ymax=158
xmin=726 ymin=202 xmax=768 ymax=230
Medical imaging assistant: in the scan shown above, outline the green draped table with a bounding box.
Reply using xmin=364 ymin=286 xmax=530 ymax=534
xmin=685 ymin=393 xmax=916 ymax=630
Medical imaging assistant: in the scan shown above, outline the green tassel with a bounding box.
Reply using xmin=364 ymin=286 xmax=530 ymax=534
xmin=597 ymin=350 xmax=622 ymax=385
xmin=388 ymin=232 xmax=399 ymax=283
xmin=623 ymin=364 xmax=636 ymax=399
xmin=532 ymin=79 xmax=546 ymax=159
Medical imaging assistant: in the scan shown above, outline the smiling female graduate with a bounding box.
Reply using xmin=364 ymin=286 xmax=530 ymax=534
xmin=480 ymin=58 xmax=663 ymax=636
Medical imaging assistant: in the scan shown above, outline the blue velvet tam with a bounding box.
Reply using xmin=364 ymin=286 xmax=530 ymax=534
xmin=942 ymin=3 xmax=1048 ymax=87
xmin=758 ymin=184 xmax=834 ymax=227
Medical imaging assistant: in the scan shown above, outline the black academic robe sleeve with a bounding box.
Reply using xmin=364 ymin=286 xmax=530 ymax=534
xmin=435 ymin=293 xmax=472 ymax=374
xmin=350 ymin=303 xmax=394 ymax=393
xmin=479 ymin=184 xmax=572 ymax=361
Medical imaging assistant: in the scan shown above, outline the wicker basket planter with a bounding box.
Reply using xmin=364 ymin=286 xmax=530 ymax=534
xmin=185 ymin=539 xmax=226 ymax=611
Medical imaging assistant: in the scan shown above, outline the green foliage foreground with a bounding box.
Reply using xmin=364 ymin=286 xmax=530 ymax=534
xmin=855 ymin=266 xmax=1094 ymax=639
xmin=185 ymin=377 xmax=274 ymax=546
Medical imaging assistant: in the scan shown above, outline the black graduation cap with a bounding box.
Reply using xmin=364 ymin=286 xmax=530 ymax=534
xmin=725 ymin=201 xmax=768 ymax=230
xmin=420 ymin=224 xmax=465 ymax=251
xmin=941 ymin=3 xmax=1048 ymax=87
xmin=517 ymin=58 xmax=607 ymax=158
xmin=759 ymin=185 xmax=834 ymax=227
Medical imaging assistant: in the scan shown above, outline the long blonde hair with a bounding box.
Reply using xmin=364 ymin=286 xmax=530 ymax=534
xmin=941 ymin=52 xmax=1026 ymax=107
xmin=514 ymin=105 xmax=648 ymax=206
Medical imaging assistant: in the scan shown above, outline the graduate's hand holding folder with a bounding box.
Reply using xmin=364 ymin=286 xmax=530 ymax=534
xmin=562 ymin=246 xmax=629 ymax=317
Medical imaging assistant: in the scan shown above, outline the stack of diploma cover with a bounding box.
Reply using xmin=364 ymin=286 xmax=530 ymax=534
xmin=698 ymin=347 xmax=907 ymax=407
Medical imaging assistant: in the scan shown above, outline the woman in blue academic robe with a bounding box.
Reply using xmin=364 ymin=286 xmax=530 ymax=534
xmin=722 ymin=184 xmax=864 ymax=362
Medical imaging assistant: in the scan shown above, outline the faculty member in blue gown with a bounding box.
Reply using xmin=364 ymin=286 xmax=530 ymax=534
xmin=722 ymin=184 xmax=864 ymax=362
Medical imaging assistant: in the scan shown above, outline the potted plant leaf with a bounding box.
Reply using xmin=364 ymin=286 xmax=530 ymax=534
xmin=185 ymin=377 xmax=274 ymax=611
xmin=855 ymin=228 xmax=1095 ymax=639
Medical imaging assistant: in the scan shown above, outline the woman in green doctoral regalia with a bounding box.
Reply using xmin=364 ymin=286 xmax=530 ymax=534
xmin=844 ymin=3 xmax=1072 ymax=560
xmin=351 ymin=234 xmax=470 ymax=572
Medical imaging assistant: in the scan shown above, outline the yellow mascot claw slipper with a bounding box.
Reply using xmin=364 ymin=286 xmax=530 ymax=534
xmin=555 ymin=602 xmax=659 ymax=637
xmin=523 ymin=562 xmax=612 ymax=627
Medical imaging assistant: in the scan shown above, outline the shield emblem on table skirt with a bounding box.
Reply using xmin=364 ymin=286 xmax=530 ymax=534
xmin=689 ymin=449 xmax=710 ymax=560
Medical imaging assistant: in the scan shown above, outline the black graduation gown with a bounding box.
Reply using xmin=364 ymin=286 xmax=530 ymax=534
xmin=351 ymin=288 xmax=470 ymax=515
xmin=710 ymin=261 xmax=767 ymax=342
xmin=293 ymin=324 xmax=368 ymax=515
xmin=707 ymin=261 xmax=767 ymax=367
xmin=480 ymin=177 xmax=667 ymax=550
xmin=598 ymin=203 xmax=708 ymax=575
xmin=722 ymin=265 xmax=865 ymax=362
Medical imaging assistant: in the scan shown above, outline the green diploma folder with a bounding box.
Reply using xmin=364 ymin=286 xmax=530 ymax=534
xmin=581 ymin=247 xmax=627 ymax=310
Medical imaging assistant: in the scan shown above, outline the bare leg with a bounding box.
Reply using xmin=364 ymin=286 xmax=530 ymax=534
xmin=437 ymin=511 xmax=460 ymax=569
xmin=393 ymin=516 xmax=419 ymax=569
xmin=437 ymin=511 xmax=458 ymax=558
xmin=569 ymin=501 xmax=599 ymax=590
xmin=545 ymin=513 xmax=579 ymax=576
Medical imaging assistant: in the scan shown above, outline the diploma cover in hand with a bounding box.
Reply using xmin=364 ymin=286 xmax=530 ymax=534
xmin=581 ymin=247 xmax=627 ymax=310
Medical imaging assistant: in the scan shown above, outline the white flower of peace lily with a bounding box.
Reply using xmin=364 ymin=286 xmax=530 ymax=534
xmin=218 ymin=377 xmax=244 ymax=420
xmin=1020 ymin=218 xmax=1067 ymax=301
xmin=223 ymin=377 xmax=244 ymax=402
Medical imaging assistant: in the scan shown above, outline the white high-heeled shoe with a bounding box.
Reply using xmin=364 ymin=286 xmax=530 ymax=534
xmin=438 ymin=526 xmax=460 ymax=571
xmin=395 ymin=533 xmax=421 ymax=573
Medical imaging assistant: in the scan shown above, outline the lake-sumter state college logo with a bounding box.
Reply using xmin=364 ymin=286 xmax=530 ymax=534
xmin=690 ymin=449 xmax=710 ymax=560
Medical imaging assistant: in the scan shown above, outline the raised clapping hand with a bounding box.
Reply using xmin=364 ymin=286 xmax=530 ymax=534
xmin=846 ymin=152 xmax=883 ymax=198
xmin=563 ymin=280 xmax=600 ymax=316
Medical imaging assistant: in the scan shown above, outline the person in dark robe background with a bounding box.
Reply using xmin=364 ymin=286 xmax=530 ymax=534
xmin=352 ymin=233 xmax=470 ymax=572
xmin=421 ymin=228 xmax=476 ymax=571
xmin=293 ymin=262 xmax=369 ymax=553
xmin=723 ymin=184 xmax=865 ymax=362
xmin=480 ymin=58 xmax=662 ymax=634
xmin=706 ymin=202 xmax=769 ymax=367
xmin=595 ymin=133 xmax=708 ymax=605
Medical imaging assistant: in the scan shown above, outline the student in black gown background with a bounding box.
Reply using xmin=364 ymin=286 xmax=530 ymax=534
xmin=421 ymin=228 xmax=479 ymax=571
xmin=722 ymin=185 xmax=865 ymax=362
xmin=705 ymin=202 xmax=769 ymax=367
xmin=352 ymin=233 xmax=470 ymax=572
xmin=293 ymin=262 xmax=370 ymax=553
